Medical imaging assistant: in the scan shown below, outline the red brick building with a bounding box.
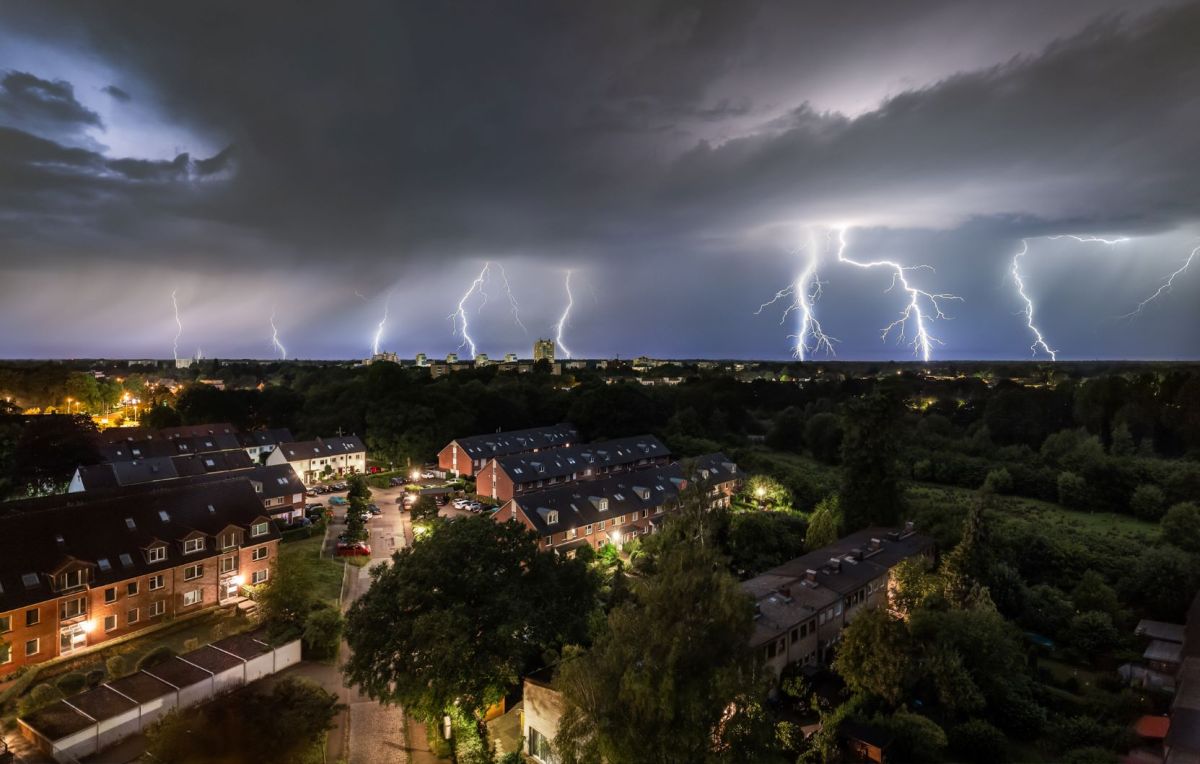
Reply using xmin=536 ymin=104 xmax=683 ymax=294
xmin=687 ymin=452 xmax=743 ymax=509
xmin=0 ymin=479 xmax=280 ymax=673
xmin=475 ymin=435 xmax=670 ymax=501
xmin=437 ymin=424 xmax=577 ymax=477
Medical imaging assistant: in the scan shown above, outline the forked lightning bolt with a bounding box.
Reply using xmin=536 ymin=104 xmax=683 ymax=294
xmin=834 ymin=227 xmax=960 ymax=363
xmin=755 ymin=232 xmax=836 ymax=361
xmin=372 ymin=293 xmax=391 ymax=355
xmin=1010 ymin=240 xmax=1057 ymax=361
xmin=171 ymin=289 xmax=183 ymax=362
xmin=555 ymin=270 xmax=574 ymax=359
xmin=1121 ymin=243 xmax=1200 ymax=319
xmin=269 ymin=307 xmax=287 ymax=359
xmin=448 ymin=262 xmax=526 ymax=357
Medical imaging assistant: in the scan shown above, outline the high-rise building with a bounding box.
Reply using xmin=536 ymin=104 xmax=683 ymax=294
xmin=415 ymin=353 xmax=428 ymax=366
xmin=504 ymin=352 xmax=518 ymax=363
xmin=475 ymin=353 xmax=489 ymax=366
xmin=533 ymin=339 xmax=555 ymax=362
xmin=446 ymin=352 xmax=459 ymax=364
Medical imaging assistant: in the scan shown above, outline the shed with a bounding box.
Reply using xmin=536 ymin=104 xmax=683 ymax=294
xmin=63 ymin=686 xmax=139 ymax=751
xmin=106 ymin=671 xmax=178 ymax=728
xmin=1136 ymin=619 xmax=1186 ymax=644
xmin=144 ymin=656 xmax=215 ymax=709
xmin=181 ymin=645 xmax=246 ymax=695
xmin=842 ymin=720 xmax=894 ymax=764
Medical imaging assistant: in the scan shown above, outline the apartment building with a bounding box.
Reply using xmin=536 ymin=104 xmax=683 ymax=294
xmin=438 ymin=424 xmax=578 ymax=477
xmin=746 ymin=524 xmax=934 ymax=677
xmin=475 ymin=435 xmax=670 ymax=501
xmin=688 ymin=452 xmax=742 ymax=509
xmin=494 ymin=464 xmax=688 ymax=553
xmin=0 ymin=479 xmax=280 ymax=673
xmin=266 ymin=435 xmax=367 ymax=484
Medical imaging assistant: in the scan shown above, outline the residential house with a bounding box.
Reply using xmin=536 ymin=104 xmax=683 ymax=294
xmin=493 ymin=464 xmax=687 ymax=553
xmin=266 ymin=435 xmax=367 ymax=484
xmin=523 ymin=672 xmax=564 ymax=764
xmin=437 ymin=424 xmax=578 ymax=477
xmin=68 ymin=450 xmax=254 ymax=493
xmin=745 ymin=525 xmax=935 ymax=676
xmin=475 ymin=435 xmax=670 ymax=501
xmin=236 ymin=428 xmax=295 ymax=465
xmin=0 ymin=479 xmax=280 ymax=673
xmin=687 ymin=452 xmax=742 ymax=509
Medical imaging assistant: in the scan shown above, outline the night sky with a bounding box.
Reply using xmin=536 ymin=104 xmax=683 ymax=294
xmin=1 ymin=1 xmax=1198 ymax=361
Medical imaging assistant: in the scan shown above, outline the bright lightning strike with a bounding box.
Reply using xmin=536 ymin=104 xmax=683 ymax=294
xmin=496 ymin=264 xmax=527 ymax=334
xmin=834 ymin=227 xmax=960 ymax=363
xmin=372 ymin=293 xmax=391 ymax=355
xmin=555 ymin=270 xmax=575 ymax=359
xmin=1047 ymin=234 xmax=1131 ymax=245
xmin=171 ymin=288 xmax=183 ymax=362
xmin=1010 ymin=239 xmax=1057 ymax=361
xmin=755 ymin=233 xmax=836 ymax=360
xmin=449 ymin=265 xmax=490 ymax=358
xmin=269 ymin=306 xmax=287 ymax=359
xmin=1121 ymin=243 xmax=1199 ymax=319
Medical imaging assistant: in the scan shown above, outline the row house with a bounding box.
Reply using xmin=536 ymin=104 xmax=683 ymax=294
xmin=494 ymin=464 xmax=688 ymax=554
xmin=68 ymin=449 xmax=254 ymax=493
xmin=93 ymin=423 xmax=243 ymax=463
xmin=438 ymin=424 xmax=578 ymax=477
xmin=0 ymin=479 xmax=280 ymax=673
xmin=746 ymin=525 xmax=934 ymax=677
xmin=475 ymin=434 xmax=670 ymax=501
xmin=266 ymin=435 xmax=367 ymax=484
xmin=236 ymin=428 xmax=295 ymax=465
xmin=688 ymin=452 xmax=742 ymax=509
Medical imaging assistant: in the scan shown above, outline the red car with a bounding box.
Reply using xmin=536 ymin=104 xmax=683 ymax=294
xmin=336 ymin=541 xmax=371 ymax=557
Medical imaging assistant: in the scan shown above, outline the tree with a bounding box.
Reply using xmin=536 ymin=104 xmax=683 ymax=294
xmin=11 ymin=415 xmax=101 ymax=496
xmin=766 ymin=406 xmax=805 ymax=451
xmin=940 ymin=504 xmax=994 ymax=607
xmin=727 ymin=512 xmax=808 ymax=577
xmin=870 ymin=709 xmax=948 ymax=763
xmin=804 ymin=412 xmax=843 ymax=464
xmin=832 ymin=608 xmax=912 ymax=705
xmin=258 ymin=551 xmax=319 ymax=641
xmin=1162 ymin=502 xmax=1200 ymax=553
xmin=948 ymin=719 xmax=1008 ymax=764
xmin=1066 ymin=611 xmax=1120 ymax=657
xmin=343 ymin=516 xmax=596 ymax=721
xmin=1057 ymin=471 xmax=1088 ymax=509
xmin=1130 ymin=484 xmax=1166 ymax=521
xmin=840 ymin=393 xmax=905 ymax=529
xmin=739 ymin=474 xmax=791 ymax=511
xmin=981 ymin=468 xmax=1012 ymax=495
xmin=303 ymin=605 xmax=344 ymax=660
xmin=1069 ymin=571 xmax=1120 ymax=621
xmin=804 ymin=494 xmax=842 ymax=551
xmin=409 ymin=494 xmax=440 ymax=524
xmin=555 ymin=541 xmax=772 ymax=764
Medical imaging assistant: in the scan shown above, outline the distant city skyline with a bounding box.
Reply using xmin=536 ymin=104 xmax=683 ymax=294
xmin=0 ymin=1 xmax=1198 ymax=360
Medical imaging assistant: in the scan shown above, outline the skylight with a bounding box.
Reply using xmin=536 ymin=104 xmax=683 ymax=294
xmin=98 ymin=558 xmax=111 ymax=571
xmin=125 ymin=517 xmax=137 ymax=530
xmin=119 ymin=553 xmax=134 ymax=567
xmin=159 ymin=510 xmax=171 ymax=522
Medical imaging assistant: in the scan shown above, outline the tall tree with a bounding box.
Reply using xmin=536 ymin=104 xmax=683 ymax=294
xmin=555 ymin=541 xmax=772 ymax=764
xmin=839 ymin=393 xmax=906 ymax=529
xmin=804 ymin=494 xmax=842 ymax=551
xmin=343 ymin=516 xmax=596 ymax=721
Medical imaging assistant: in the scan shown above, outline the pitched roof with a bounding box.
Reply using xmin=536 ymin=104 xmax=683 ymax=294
xmin=688 ymin=452 xmax=741 ymax=483
xmin=492 ymin=435 xmax=669 ymax=483
xmin=237 ymin=428 xmax=295 ymax=448
xmin=451 ymin=424 xmax=578 ymax=459
xmin=0 ymin=478 xmax=278 ymax=611
xmin=509 ymin=464 xmax=687 ymax=536
xmin=95 ymin=423 xmax=242 ymax=462
xmin=275 ymin=435 xmax=366 ymax=461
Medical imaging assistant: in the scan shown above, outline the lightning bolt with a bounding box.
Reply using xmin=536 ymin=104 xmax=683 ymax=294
xmin=449 ymin=264 xmax=490 ymax=358
xmin=1121 ymin=243 xmax=1199 ymax=319
xmin=834 ymin=227 xmax=961 ymax=363
xmin=372 ymin=292 xmax=391 ymax=355
xmin=1010 ymin=239 xmax=1057 ymax=361
xmin=554 ymin=270 xmax=575 ymax=359
xmin=170 ymin=289 xmax=183 ymax=363
xmin=1047 ymin=234 xmax=1131 ymax=245
xmin=755 ymin=232 xmax=836 ymax=361
xmin=269 ymin=306 xmax=287 ymax=359
xmin=496 ymin=264 xmax=527 ymax=334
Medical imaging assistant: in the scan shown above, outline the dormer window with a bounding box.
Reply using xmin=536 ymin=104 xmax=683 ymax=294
xmin=251 ymin=522 xmax=269 ymax=538
xmin=147 ymin=546 xmax=167 ymax=563
xmin=547 ymin=510 xmax=559 ymax=524
xmin=221 ymin=531 xmax=240 ymax=550
xmin=60 ymin=569 xmax=84 ymax=590
xmin=594 ymin=498 xmax=608 ymax=512
xmin=183 ymin=538 xmax=205 ymax=555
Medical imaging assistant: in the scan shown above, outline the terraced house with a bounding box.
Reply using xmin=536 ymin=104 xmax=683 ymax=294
xmin=266 ymin=435 xmax=367 ymax=483
xmin=475 ymin=434 xmax=670 ymax=501
xmin=0 ymin=479 xmax=280 ymax=672
xmin=438 ymin=424 xmax=578 ymax=477
xmin=745 ymin=524 xmax=934 ymax=676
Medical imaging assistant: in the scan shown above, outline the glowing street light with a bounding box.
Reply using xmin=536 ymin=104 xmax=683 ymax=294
xmin=79 ymin=619 xmax=96 ymax=633
xmin=231 ymin=575 xmax=246 ymax=586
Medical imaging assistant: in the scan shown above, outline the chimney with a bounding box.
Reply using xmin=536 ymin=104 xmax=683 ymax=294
xmin=827 ymin=557 xmax=842 ymax=572
xmin=780 ymin=586 xmax=792 ymax=598
xmin=902 ymin=520 xmax=915 ymax=536
xmin=886 ymin=530 xmax=900 ymax=541
xmin=805 ymin=568 xmax=818 ymax=584
xmin=850 ymin=548 xmax=864 ymax=561
xmin=869 ymin=537 xmax=881 ymax=550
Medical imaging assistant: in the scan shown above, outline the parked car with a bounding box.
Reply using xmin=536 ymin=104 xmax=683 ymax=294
xmin=336 ymin=541 xmax=371 ymax=557
xmin=329 ymin=496 xmax=348 ymax=506
xmin=421 ymin=471 xmax=437 ymax=479
xmin=389 ymin=477 xmax=405 ymax=487
xmin=332 ymin=482 xmax=349 ymax=491
xmin=367 ymin=504 xmax=382 ymax=515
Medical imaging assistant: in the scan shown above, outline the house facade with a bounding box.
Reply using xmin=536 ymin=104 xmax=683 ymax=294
xmin=688 ymin=452 xmax=742 ymax=509
xmin=237 ymin=428 xmax=295 ymax=465
xmin=437 ymin=424 xmax=577 ymax=477
xmin=266 ymin=436 xmax=367 ymax=484
xmin=0 ymin=480 xmax=280 ymax=673
xmin=475 ymin=435 xmax=670 ymax=501
xmin=494 ymin=464 xmax=688 ymax=553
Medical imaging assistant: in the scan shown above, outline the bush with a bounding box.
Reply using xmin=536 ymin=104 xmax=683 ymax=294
xmin=85 ymin=669 xmax=107 ymax=688
xmin=1130 ymin=484 xmax=1166 ymax=521
xmin=1162 ymin=502 xmax=1200 ymax=553
xmin=1061 ymin=747 xmax=1117 ymax=764
xmin=18 ymin=682 xmax=63 ymax=716
xmin=106 ymin=654 xmax=130 ymax=679
xmin=303 ymin=606 xmax=345 ymax=660
xmin=183 ymin=638 xmax=200 ymax=652
xmin=1057 ymin=471 xmax=1088 ymax=509
xmin=982 ymin=467 xmax=1013 ymax=495
xmin=136 ymin=645 xmax=176 ymax=672
xmin=55 ymin=672 xmax=87 ymax=696
xmin=948 ymin=719 xmax=1007 ymax=764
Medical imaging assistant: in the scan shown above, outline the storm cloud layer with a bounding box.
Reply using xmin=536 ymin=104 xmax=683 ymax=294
xmin=0 ymin=0 xmax=1197 ymax=360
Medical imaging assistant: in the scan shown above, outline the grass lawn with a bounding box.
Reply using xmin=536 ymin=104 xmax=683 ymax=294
xmin=279 ymin=532 xmax=346 ymax=605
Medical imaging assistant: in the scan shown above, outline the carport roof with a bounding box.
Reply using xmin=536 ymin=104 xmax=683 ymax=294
xmin=144 ymin=656 xmax=213 ymax=688
xmin=64 ymin=685 xmax=137 ymax=722
xmin=212 ymin=632 xmax=272 ymax=660
xmin=105 ymin=671 xmax=176 ymax=703
xmin=182 ymin=645 xmax=245 ymax=673
xmin=22 ymin=700 xmax=95 ymax=740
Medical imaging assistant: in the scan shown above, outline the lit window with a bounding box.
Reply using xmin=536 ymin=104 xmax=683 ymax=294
xmin=251 ymin=569 xmax=269 ymax=585
xmin=251 ymin=522 xmax=269 ymax=537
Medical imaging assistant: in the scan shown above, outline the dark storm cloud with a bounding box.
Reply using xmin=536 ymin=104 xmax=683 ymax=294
xmin=0 ymin=70 xmax=101 ymax=145
xmin=101 ymin=84 xmax=130 ymax=102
